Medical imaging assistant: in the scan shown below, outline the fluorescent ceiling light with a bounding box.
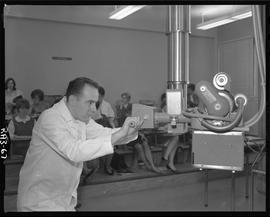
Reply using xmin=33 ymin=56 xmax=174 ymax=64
xmin=231 ymin=11 xmax=252 ymax=19
xmin=109 ymin=5 xmax=145 ymax=20
xmin=197 ymin=18 xmax=234 ymax=30
xmin=197 ymin=9 xmax=252 ymax=30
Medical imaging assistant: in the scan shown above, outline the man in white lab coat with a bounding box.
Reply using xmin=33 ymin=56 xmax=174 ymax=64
xmin=17 ymin=77 xmax=142 ymax=211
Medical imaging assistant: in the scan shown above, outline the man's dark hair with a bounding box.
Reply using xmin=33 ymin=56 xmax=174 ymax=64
xmin=65 ymin=77 xmax=99 ymax=101
xmin=16 ymin=98 xmax=30 ymax=110
xmin=31 ymin=89 xmax=44 ymax=101
xmin=98 ymin=86 xmax=105 ymax=96
xmin=5 ymin=78 xmax=16 ymax=90
xmin=188 ymin=83 xmax=196 ymax=91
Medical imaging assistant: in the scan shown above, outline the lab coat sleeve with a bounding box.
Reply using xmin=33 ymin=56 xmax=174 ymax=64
xmin=86 ymin=119 xmax=138 ymax=144
xmin=38 ymin=112 xmax=114 ymax=163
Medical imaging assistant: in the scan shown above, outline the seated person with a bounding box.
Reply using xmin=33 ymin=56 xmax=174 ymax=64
xmin=115 ymin=92 xmax=132 ymax=127
xmin=115 ymin=92 xmax=161 ymax=173
xmin=8 ymin=98 xmax=35 ymax=140
xmin=6 ymin=95 xmax=23 ymax=121
xmin=158 ymin=93 xmax=180 ymax=173
xmin=158 ymin=85 xmax=199 ymax=170
xmin=128 ymin=132 xmax=161 ymax=173
xmin=187 ymin=83 xmax=199 ymax=108
xmin=30 ymin=89 xmax=50 ymax=118
xmin=90 ymin=86 xmax=115 ymax=175
xmin=5 ymin=78 xmax=23 ymax=116
xmin=158 ymin=129 xmax=179 ymax=173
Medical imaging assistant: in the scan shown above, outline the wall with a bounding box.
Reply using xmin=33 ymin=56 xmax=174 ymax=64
xmin=5 ymin=17 xmax=168 ymax=107
xmin=217 ymin=18 xmax=265 ymax=136
xmin=189 ymin=35 xmax=217 ymax=84
xmin=5 ymin=16 xmax=216 ymax=110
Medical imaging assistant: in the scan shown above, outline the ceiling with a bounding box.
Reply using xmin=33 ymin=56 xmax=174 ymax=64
xmin=4 ymin=5 xmax=252 ymax=33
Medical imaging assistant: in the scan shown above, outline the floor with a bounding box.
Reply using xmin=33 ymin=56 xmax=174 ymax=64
xmin=4 ymin=148 xmax=266 ymax=212
xmin=4 ymin=150 xmax=193 ymax=194
xmin=77 ymin=176 xmax=266 ymax=212
xmin=4 ymin=167 xmax=266 ymax=212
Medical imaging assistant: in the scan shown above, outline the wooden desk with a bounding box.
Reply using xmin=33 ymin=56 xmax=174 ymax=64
xmin=10 ymin=136 xmax=31 ymax=160
xmin=142 ymin=128 xmax=190 ymax=146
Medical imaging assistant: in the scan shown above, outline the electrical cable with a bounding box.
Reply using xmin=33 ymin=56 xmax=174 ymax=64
xmin=200 ymin=98 xmax=245 ymax=133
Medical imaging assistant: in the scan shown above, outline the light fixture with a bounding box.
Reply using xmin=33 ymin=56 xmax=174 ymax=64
xmin=197 ymin=9 xmax=252 ymax=30
xmin=109 ymin=5 xmax=146 ymax=20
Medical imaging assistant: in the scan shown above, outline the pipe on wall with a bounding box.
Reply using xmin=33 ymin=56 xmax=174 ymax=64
xmin=243 ymin=5 xmax=266 ymax=128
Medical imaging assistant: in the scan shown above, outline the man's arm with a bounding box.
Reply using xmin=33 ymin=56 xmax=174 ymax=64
xmin=38 ymin=112 xmax=114 ymax=163
xmin=38 ymin=111 xmax=141 ymax=163
xmin=86 ymin=119 xmax=138 ymax=146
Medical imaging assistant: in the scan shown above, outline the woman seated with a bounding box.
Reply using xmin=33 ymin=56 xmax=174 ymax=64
xmin=115 ymin=92 xmax=161 ymax=173
xmin=158 ymin=93 xmax=180 ymax=173
xmin=158 ymin=85 xmax=199 ymax=171
xmin=128 ymin=132 xmax=161 ymax=173
xmin=8 ymin=98 xmax=35 ymax=140
xmin=5 ymin=78 xmax=23 ymax=116
xmin=30 ymin=89 xmax=50 ymax=118
xmin=91 ymin=86 xmax=115 ymax=175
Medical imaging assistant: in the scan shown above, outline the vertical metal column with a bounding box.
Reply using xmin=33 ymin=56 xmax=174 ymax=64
xmin=245 ymin=155 xmax=249 ymax=198
xmin=231 ymin=171 xmax=235 ymax=211
xmin=251 ymin=171 xmax=255 ymax=210
xmin=167 ymin=5 xmax=190 ymax=110
xmin=204 ymin=169 xmax=208 ymax=207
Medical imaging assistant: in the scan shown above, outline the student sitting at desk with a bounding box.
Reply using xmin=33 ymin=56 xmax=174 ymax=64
xmin=89 ymin=86 xmax=116 ymax=175
xmin=158 ymin=93 xmax=180 ymax=173
xmin=115 ymin=92 xmax=161 ymax=173
xmin=30 ymin=89 xmax=50 ymax=119
xmin=8 ymin=98 xmax=35 ymax=140
xmin=5 ymin=77 xmax=24 ymax=116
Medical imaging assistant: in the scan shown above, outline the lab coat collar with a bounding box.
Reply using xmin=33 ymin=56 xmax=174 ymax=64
xmin=54 ymin=96 xmax=76 ymax=123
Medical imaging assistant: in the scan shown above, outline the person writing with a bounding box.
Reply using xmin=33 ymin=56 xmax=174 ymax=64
xmin=17 ymin=77 xmax=143 ymax=211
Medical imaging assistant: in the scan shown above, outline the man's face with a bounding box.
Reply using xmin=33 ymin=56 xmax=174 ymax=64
xmin=72 ymin=85 xmax=99 ymax=123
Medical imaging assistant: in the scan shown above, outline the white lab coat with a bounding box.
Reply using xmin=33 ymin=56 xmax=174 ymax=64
xmin=17 ymin=97 xmax=137 ymax=211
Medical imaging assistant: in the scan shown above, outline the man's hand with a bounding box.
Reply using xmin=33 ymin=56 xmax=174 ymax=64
xmin=121 ymin=117 xmax=144 ymax=137
xmin=111 ymin=117 xmax=144 ymax=146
